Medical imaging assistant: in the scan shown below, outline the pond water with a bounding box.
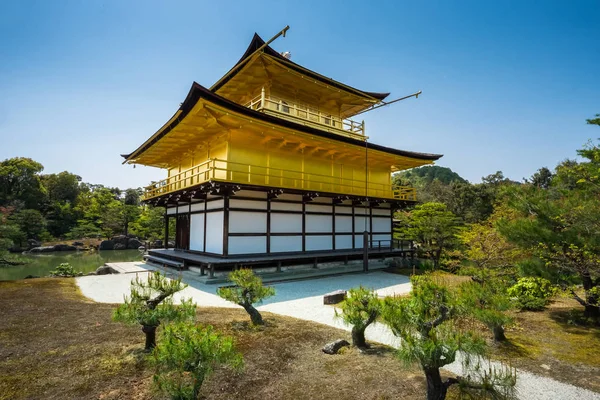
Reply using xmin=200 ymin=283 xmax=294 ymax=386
xmin=0 ymin=250 xmax=143 ymax=281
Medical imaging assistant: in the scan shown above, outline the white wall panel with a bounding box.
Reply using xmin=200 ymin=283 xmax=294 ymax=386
xmin=229 ymin=211 xmax=267 ymax=233
xmin=306 ymin=235 xmax=333 ymax=251
xmin=206 ymin=199 xmax=224 ymax=210
xmin=372 ymin=217 xmax=391 ymax=233
xmin=271 ymin=236 xmax=302 ymax=252
xmin=335 ymin=206 xmax=353 ymax=215
xmin=205 ymin=211 xmax=223 ymax=254
xmin=372 ymin=234 xmax=392 ymax=242
xmin=190 ymin=202 xmax=204 ymax=212
xmin=277 ymin=194 xmax=302 ymax=201
xmin=166 ymin=207 xmax=177 ymax=215
xmin=229 ymin=236 xmax=266 ymax=255
xmin=306 ymin=214 xmax=332 ymax=233
xmin=335 ymin=235 xmax=353 ymax=249
xmin=271 ymin=202 xmax=302 ymax=212
xmin=354 ymin=216 xmax=370 ymax=232
xmin=354 ymin=235 xmax=366 ymax=248
xmin=230 ymin=199 xmax=267 ymax=210
xmin=306 ymin=204 xmax=332 ymax=213
xmin=372 ymin=208 xmax=391 ymax=216
xmin=189 ymin=214 xmax=205 ymax=252
xmin=335 ymin=215 xmax=353 ymax=232
xmin=177 ymin=205 xmax=188 ymax=214
xmin=271 ymin=213 xmax=302 ymax=233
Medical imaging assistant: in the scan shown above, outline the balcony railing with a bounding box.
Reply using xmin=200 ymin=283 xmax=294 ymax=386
xmin=143 ymin=159 xmax=416 ymax=202
xmin=244 ymin=90 xmax=366 ymax=141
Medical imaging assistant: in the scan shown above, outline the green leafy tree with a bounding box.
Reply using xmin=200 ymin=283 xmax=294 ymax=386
xmin=217 ymin=268 xmax=275 ymax=325
xmin=396 ymin=202 xmax=461 ymax=269
xmin=458 ymin=280 xmax=513 ymax=341
xmin=42 ymin=171 xmax=81 ymax=204
xmin=49 ymin=263 xmax=83 ymax=277
xmin=0 ymin=207 xmax=25 ymax=266
xmin=586 ymin=113 xmax=600 ymax=126
xmin=113 ymin=271 xmax=196 ymax=350
xmin=130 ymin=206 xmax=165 ymax=241
xmin=507 ymin=277 xmax=557 ymax=311
xmin=335 ymin=286 xmax=380 ymax=348
xmin=382 ymin=275 xmax=516 ymax=400
xmin=153 ymin=323 xmax=243 ymax=400
xmin=9 ymin=209 xmax=46 ymax=245
xmin=528 ymin=167 xmax=553 ymax=189
xmin=0 ymin=157 xmax=46 ymax=209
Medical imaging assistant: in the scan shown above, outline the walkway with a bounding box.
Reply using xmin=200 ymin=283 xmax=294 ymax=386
xmin=76 ymin=270 xmax=599 ymax=400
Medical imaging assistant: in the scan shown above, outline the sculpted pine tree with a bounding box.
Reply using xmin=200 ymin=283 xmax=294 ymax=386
xmin=217 ymin=268 xmax=275 ymax=325
xmin=458 ymin=280 xmax=512 ymax=341
xmin=336 ymin=286 xmax=380 ymax=348
xmin=382 ymin=275 xmax=516 ymax=400
xmin=113 ymin=271 xmax=196 ymax=350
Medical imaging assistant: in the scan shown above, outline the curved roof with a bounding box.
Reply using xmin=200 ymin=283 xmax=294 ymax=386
xmin=122 ymin=82 xmax=442 ymax=163
xmin=210 ymin=33 xmax=390 ymax=101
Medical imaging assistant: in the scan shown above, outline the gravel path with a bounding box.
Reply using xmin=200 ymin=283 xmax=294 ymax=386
xmin=76 ymin=271 xmax=599 ymax=400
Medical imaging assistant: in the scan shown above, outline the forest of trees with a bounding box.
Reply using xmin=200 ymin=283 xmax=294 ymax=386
xmin=393 ymin=115 xmax=600 ymax=319
xmin=0 ymin=158 xmax=164 ymax=255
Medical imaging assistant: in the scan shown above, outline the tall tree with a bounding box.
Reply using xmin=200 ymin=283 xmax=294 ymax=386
xmin=0 ymin=157 xmax=46 ymax=209
xmin=396 ymin=202 xmax=461 ymax=269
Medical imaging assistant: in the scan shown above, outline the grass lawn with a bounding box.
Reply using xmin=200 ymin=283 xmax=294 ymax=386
xmin=0 ymin=278 xmax=431 ymax=400
xmin=489 ymin=295 xmax=600 ymax=393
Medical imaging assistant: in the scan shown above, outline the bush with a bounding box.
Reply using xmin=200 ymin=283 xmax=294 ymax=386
xmin=49 ymin=263 xmax=83 ymax=277
xmin=217 ymin=268 xmax=275 ymax=325
xmin=153 ymin=323 xmax=243 ymax=400
xmin=335 ymin=286 xmax=380 ymax=348
xmin=507 ymin=277 xmax=556 ymax=310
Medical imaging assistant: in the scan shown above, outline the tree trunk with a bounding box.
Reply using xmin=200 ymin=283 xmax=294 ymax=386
xmin=492 ymin=324 xmax=507 ymax=342
xmin=142 ymin=324 xmax=157 ymax=351
xmin=581 ymin=274 xmax=600 ymax=319
xmin=424 ymin=367 xmax=448 ymax=400
xmin=243 ymin=303 xmax=264 ymax=325
xmin=352 ymin=326 xmax=368 ymax=348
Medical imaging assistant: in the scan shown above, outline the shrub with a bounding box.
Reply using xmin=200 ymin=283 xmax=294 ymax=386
xmin=153 ymin=323 xmax=243 ymax=400
xmin=335 ymin=286 xmax=380 ymax=348
xmin=217 ymin=268 xmax=275 ymax=325
xmin=113 ymin=271 xmax=196 ymax=350
xmin=49 ymin=263 xmax=83 ymax=277
xmin=507 ymin=277 xmax=556 ymax=311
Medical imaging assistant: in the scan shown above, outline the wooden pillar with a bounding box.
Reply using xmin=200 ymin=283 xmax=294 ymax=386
xmin=277 ymin=261 xmax=282 ymax=272
xmin=208 ymin=263 xmax=214 ymax=278
xmin=164 ymin=207 xmax=169 ymax=249
xmin=223 ymin=195 xmax=229 ymax=256
xmin=266 ymin=197 xmax=271 ymax=254
xmin=363 ymin=231 xmax=369 ymax=273
xmin=302 ymin=201 xmax=306 ymax=252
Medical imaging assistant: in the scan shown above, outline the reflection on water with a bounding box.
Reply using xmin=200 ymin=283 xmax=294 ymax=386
xmin=0 ymin=250 xmax=143 ymax=281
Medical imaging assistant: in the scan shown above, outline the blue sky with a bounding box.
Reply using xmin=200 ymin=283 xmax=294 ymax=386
xmin=1 ymin=0 xmax=598 ymax=188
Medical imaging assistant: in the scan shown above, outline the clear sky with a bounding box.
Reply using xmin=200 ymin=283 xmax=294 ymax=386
xmin=1 ymin=0 xmax=598 ymax=188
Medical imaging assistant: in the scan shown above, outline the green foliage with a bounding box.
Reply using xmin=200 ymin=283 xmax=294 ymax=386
xmin=49 ymin=263 xmax=83 ymax=277
xmin=507 ymin=277 xmax=556 ymax=311
xmin=0 ymin=157 xmax=46 ymax=210
xmin=152 ymin=323 xmax=243 ymax=400
xmin=393 ymin=165 xmax=467 ymax=187
xmin=458 ymin=280 xmax=513 ymax=341
xmin=335 ymin=286 xmax=380 ymax=347
xmin=382 ymin=274 xmax=516 ymax=399
xmin=217 ymin=269 xmax=275 ymax=325
xmin=113 ymin=271 xmax=196 ymax=349
xmin=129 ymin=206 xmax=164 ymax=240
xmin=396 ymin=202 xmax=461 ymax=269
xmin=217 ymin=269 xmax=275 ymax=307
xmin=9 ymin=209 xmax=45 ymax=243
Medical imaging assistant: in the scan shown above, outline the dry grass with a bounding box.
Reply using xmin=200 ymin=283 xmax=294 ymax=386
xmin=0 ymin=278 xmax=429 ymax=400
xmin=488 ymin=295 xmax=600 ymax=393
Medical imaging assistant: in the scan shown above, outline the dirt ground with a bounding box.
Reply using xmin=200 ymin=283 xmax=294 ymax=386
xmin=0 ymin=278 xmax=430 ymax=400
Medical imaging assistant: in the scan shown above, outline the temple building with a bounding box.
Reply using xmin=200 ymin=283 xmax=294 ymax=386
xmin=122 ymin=33 xmax=442 ymax=266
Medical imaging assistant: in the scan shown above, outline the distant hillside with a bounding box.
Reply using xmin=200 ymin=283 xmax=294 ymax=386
xmin=393 ymin=166 xmax=467 ymax=187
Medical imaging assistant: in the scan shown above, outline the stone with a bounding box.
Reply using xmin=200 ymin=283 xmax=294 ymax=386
xmin=24 ymin=275 xmax=40 ymax=279
xmin=168 ymin=241 xmax=175 ymax=248
xmin=99 ymin=240 xmax=114 ymax=250
xmin=54 ymin=244 xmax=77 ymax=251
xmin=95 ymin=265 xmax=119 ymax=275
xmin=152 ymin=239 xmax=163 ymax=248
xmin=113 ymin=243 xmax=127 ymax=250
xmin=127 ymin=238 xmax=143 ymax=249
xmin=112 ymin=235 xmax=129 ymax=246
xmin=322 ymin=339 xmax=350 ymax=355
xmin=72 ymin=241 xmax=84 ymax=246
xmin=27 ymin=239 xmax=42 ymax=249
xmin=29 ymin=246 xmax=56 ymax=253
xmin=323 ymin=290 xmax=347 ymax=305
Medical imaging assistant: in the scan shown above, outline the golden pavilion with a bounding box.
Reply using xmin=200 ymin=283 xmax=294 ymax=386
xmin=122 ymin=31 xmax=441 ymax=265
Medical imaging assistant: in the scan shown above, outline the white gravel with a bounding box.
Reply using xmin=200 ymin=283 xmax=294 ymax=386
xmin=76 ymin=271 xmax=599 ymax=400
